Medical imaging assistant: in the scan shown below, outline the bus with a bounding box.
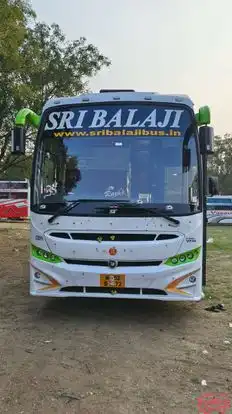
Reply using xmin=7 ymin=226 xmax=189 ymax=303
xmin=0 ymin=179 xmax=30 ymax=219
xmin=11 ymin=90 xmax=217 ymax=300
xmin=207 ymin=195 xmax=232 ymax=224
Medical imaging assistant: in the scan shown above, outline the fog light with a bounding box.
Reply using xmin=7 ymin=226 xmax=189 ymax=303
xmin=34 ymin=271 xmax=41 ymax=279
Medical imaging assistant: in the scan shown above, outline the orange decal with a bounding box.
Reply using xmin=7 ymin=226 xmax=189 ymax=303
xmin=31 ymin=264 xmax=61 ymax=291
xmin=165 ymin=269 xmax=200 ymax=295
xmin=39 ymin=274 xmax=61 ymax=290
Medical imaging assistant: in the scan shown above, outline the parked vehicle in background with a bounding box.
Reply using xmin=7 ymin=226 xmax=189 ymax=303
xmin=0 ymin=179 xmax=30 ymax=219
xmin=207 ymin=195 xmax=232 ymax=224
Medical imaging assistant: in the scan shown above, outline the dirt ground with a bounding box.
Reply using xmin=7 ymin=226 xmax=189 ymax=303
xmin=0 ymin=222 xmax=232 ymax=414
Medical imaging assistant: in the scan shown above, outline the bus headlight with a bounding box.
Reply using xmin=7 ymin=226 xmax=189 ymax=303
xmin=165 ymin=247 xmax=201 ymax=267
xmin=31 ymin=245 xmax=62 ymax=264
xmin=179 ymin=255 xmax=186 ymax=263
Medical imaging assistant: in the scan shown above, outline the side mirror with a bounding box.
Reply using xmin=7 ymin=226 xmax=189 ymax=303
xmin=11 ymin=126 xmax=26 ymax=155
xmin=208 ymin=176 xmax=219 ymax=196
xmin=199 ymin=126 xmax=214 ymax=155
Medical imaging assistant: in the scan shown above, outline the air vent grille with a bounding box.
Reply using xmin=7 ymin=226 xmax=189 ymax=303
xmin=49 ymin=232 xmax=179 ymax=242
xmin=60 ymin=286 xmax=167 ymax=295
xmin=63 ymin=259 xmax=162 ymax=267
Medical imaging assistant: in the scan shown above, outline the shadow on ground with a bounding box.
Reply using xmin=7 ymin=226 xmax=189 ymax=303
xmin=34 ymin=296 xmax=199 ymax=329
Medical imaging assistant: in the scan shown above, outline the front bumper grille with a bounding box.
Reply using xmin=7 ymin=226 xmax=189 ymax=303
xmin=49 ymin=232 xmax=179 ymax=242
xmin=60 ymin=286 xmax=167 ymax=295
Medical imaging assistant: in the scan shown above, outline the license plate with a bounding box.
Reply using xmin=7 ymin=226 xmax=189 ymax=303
xmin=100 ymin=274 xmax=125 ymax=288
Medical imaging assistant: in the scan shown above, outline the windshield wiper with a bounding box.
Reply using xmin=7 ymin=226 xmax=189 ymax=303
xmin=48 ymin=200 xmax=180 ymax=226
xmin=48 ymin=200 xmax=82 ymax=224
xmin=95 ymin=203 xmax=180 ymax=225
xmin=47 ymin=199 xmax=122 ymax=224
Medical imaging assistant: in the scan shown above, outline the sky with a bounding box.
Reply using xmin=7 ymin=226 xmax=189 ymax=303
xmin=31 ymin=0 xmax=232 ymax=136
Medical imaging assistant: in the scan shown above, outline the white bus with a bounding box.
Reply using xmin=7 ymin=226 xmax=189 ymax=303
xmin=11 ymin=90 xmax=217 ymax=301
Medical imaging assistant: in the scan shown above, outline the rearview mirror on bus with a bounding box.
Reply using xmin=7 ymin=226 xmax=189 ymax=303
xmin=208 ymin=176 xmax=219 ymax=196
xmin=11 ymin=126 xmax=26 ymax=155
xmin=199 ymin=126 xmax=214 ymax=155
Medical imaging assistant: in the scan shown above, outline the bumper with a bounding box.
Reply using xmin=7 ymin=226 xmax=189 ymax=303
xmin=30 ymin=258 xmax=203 ymax=301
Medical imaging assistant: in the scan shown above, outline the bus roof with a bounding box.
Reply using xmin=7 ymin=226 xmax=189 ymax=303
xmin=42 ymin=91 xmax=194 ymax=112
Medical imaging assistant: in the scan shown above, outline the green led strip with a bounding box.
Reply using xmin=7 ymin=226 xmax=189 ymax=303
xmin=31 ymin=244 xmax=62 ymax=264
xmin=164 ymin=247 xmax=201 ymax=267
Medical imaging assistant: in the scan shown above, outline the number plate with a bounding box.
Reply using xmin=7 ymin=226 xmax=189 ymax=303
xmin=100 ymin=274 xmax=125 ymax=288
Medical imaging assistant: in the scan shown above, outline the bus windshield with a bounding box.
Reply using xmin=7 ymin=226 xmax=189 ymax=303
xmin=33 ymin=103 xmax=200 ymax=215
